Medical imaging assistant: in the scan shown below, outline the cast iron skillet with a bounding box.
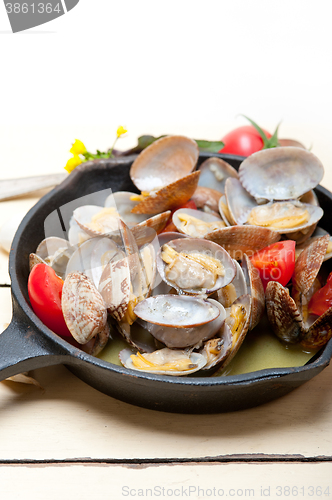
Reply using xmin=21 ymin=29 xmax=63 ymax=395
xmin=1 ymin=152 xmax=332 ymax=414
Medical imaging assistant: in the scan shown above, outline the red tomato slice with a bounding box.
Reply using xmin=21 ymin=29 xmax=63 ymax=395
xmin=161 ymin=200 xmax=197 ymax=233
xmin=308 ymin=272 xmax=332 ymax=316
xmin=219 ymin=125 xmax=272 ymax=157
xmin=249 ymin=240 xmax=296 ymax=290
xmin=28 ymin=263 xmax=72 ymax=338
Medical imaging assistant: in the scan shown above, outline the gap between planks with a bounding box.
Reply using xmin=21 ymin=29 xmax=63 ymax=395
xmin=0 ymin=455 xmax=332 ymax=467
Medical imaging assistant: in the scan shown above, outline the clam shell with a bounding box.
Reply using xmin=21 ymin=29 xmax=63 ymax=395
xmin=130 ymin=135 xmax=199 ymax=192
xmin=265 ymin=281 xmax=305 ymax=344
xmin=134 ymin=295 xmax=225 ymax=348
xmin=241 ymin=254 xmax=265 ymax=330
xmin=295 ymin=227 xmax=332 ymax=262
xmin=131 ymin=171 xmax=200 ymax=215
xmin=225 ymin=177 xmax=257 ymax=225
xmin=200 ymin=323 xmax=233 ymax=370
xmin=172 ymin=208 xmax=225 ymax=238
xmin=73 ymin=205 xmax=120 ymax=237
xmin=217 ymin=260 xmax=247 ymax=308
xmin=198 ymin=157 xmax=238 ymax=193
xmin=81 ymin=322 xmax=111 ymax=356
xmin=157 ymin=238 xmax=236 ymax=295
xmin=301 ymin=307 xmax=332 ymax=349
xmin=215 ymin=294 xmax=252 ymax=372
xmin=99 ymin=256 xmax=131 ymax=322
xmin=119 ymin=348 xmax=207 ymax=376
xmin=191 ymin=186 xmax=222 ymax=213
xmin=29 ymin=253 xmax=47 ymax=272
xmin=218 ymin=195 xmax=232 ymax=226
xmin=131 ymin=211 xmax=171 ymax=246
xmin=62 ymin=272 xmax=107 ymax=344
xmin=292 ymin=235 xmax=330 ymax=295
xmin=104 ymin=191 xmax=148 ymax=224
xmin=239 ymin=147 xmax=324 ymax=201
xmin=205 ymin=225 xmax=280 ymax=261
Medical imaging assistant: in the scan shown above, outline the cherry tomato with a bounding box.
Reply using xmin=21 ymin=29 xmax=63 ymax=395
xmin=249 ymin=240 xmax=296 ymax=290
xmin=28 ymin=263 xmax=72 ymax=338
xmin=219 ymin=125 xmax=272 ymax=157
xmin=161 ymin=200 xmax=197 ymax=233
xmin=308 ymin=272 xmax=332 ymax=316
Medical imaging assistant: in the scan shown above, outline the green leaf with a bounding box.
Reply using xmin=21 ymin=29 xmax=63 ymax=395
xmin=242 ymin=114 xmax=280 ymax=150
xmin=195 ymin=140 xmax=224 ymax=153
xmin=137 ymin=135 xmax=166 ymax=150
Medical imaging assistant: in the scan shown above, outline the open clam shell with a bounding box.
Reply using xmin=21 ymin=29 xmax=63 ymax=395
xmin=130 ymin=135 xmax=199 ymax=193
xmin=157 ymin=237 xmax=236 ymax=295
xmin=197 ymin=157 xmax=238 ymax=193
xmin=119 ymin=348 xmax=207 ymax=376
xmin=133 ymin=295 xmax=225 ymax=348
xmin=238 ymin=147 xmax=324 ymax=201
xmin=246 ymin=201 xmax=323 ymax=235
xmin=172 ymin=208 xmax=225 ymax=238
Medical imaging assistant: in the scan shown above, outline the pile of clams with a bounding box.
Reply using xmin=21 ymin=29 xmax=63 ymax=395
xmin=28 ymin=135 xmax=332 ymax=376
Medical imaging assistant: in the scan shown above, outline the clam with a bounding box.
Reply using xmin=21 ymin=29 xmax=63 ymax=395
xmin=119 ymin=348 xmax=207 ymax=376
xmin=238 ymin=147 xmax=324 ymax=201
xmin=200 ymin=323 xmax=232 ymax=370
xmin=129 ymin=135 xmax=200 ymax=215
xmin=246 ymin=201 xmax=323 ymax=235
xmin=133 ymin=295 xmax=226 ymax=348
xmin=266 ymin=236 xmax=332 ymax=348
xmin=197 ymin=157 xmax=238 ymax=193
xmin=172 ymin=208 xmax=226 ymax=238
xmin=36 ymin=236 xmax=75 ymax=278
xmin=191 ymin=186 xmax=222 ymax=214
xmin=130 ymin=135 xmax=199 ymax=192
xmin=157 ymin=238 xmax=236 ymax=295
xmin=224 ymin=177 xmax=323 ymax=236
xmin=61 ymin=272 xmax=108 ymax=344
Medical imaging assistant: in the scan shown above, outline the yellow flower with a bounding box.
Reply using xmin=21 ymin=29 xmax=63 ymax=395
xmin=64 ymin=154 xmax=83 ymax=173
xmin=70 ymin=139 xmax=87 ymax=155
xmin=116 ymin=126 xmax=127 ymax=138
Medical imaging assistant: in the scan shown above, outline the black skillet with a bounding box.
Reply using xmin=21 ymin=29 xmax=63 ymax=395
xmin=1 ymin=152 xmax=332 ymax=414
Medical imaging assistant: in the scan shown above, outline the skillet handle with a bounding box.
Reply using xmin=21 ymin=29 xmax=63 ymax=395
xmin=0 ymin=299 xmax=70 ymax=381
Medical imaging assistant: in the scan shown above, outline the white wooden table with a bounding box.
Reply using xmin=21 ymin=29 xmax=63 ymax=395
xmin=1 ymin=129 xmax=332 ymax=500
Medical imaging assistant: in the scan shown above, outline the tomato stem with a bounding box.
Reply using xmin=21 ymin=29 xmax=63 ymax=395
xmin=241 ymin=115 xmax=280 ymax=149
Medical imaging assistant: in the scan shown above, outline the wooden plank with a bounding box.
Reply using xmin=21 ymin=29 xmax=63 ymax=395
xmin=0 ymin=463 xmax=332 ymax=500
xmin=1 ymin=286 xmax=332 ymax=461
